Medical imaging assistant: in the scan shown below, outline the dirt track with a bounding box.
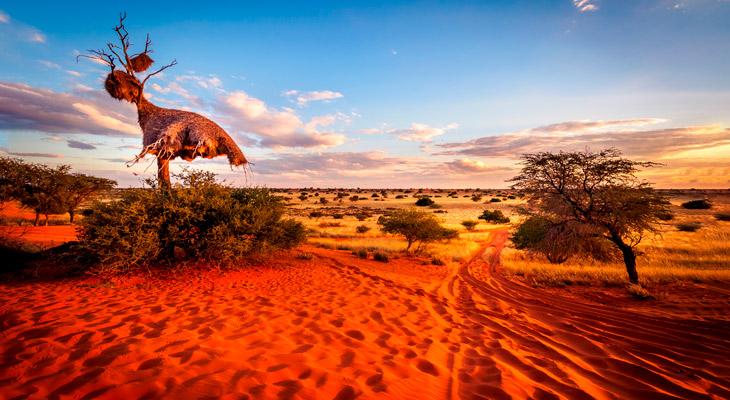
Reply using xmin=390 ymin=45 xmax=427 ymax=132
xmin=1 ymin=231 xmax=729 ymax=399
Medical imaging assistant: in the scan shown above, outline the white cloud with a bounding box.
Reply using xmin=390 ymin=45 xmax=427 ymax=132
xmin=216 ymin=90 xmax=345 ymax=149
xmin=30 ymin=31 xmax=46 ymax=43
xmin=573 ymin=0 xmax=598 ymax=12
xmin=392 ymin=122 xmax=458 ymax=142
xmin=0 ymin=81 xmax=139 ymax=136
xmin=0 ymin=11 xmax=9 ymax=23
xmin=39 ymin=60 xmax=60 ymax=69
xmin=283 ymin=90 xmax=344 ymax=106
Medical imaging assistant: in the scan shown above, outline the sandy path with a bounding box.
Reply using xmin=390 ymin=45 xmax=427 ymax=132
xmin=1 ymin=232 xmax=729 ymax=399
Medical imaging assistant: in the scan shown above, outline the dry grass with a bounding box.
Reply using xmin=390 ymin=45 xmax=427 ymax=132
xmin=287 ymin=189 xmax=730 ymax=287
xmin=502 ymin=192 xmax=730 ymax=286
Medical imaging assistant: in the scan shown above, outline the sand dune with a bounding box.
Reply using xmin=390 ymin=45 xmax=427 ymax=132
xmin=1 ymin=232 xmax=729 ymax=399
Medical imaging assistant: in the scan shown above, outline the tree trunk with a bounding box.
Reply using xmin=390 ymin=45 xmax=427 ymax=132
xmin=620 ymin=246 xmax=639 ymax=284
xmin=406 ymin=238 xmax=414 ymax=251
xmin=158 ymin=157 xmax=171 ymax=189
xmin=33 ymin=211 xmax=40 ymax=226
xmin=69 ymin=210 xmax=75 ymax=223
xmin=44 ymin=213 xmax=49 ymax=226
xmin=610 ymin=232 xmax=639 ymax=284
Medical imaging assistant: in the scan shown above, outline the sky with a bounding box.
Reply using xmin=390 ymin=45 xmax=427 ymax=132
xmin=1 ymin=0 xmax=729 ymax=188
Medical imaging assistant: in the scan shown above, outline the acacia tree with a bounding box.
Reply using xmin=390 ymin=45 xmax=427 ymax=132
xmin=510 ymin=149 xmax=670 ymax=283
xmin=57 ymin=174 xmax=116 ymax=222
xmin=378 ymin=209 xmax=458 ymax=251
xmin=18 ymin=163 xmax=70 ymax=226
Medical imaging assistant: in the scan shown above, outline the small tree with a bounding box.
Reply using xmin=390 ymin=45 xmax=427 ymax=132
xmin=17 ymin=163 xmax=70 ymax=226
xmin=57 ymin=174 xmax=116 ymax=222
xmin=461 ymin=220 xmax=479 ymax=231
xmin=378 ymin=209 xmax=457 ymax=251
xmin=478 ymin=209 xmax=510 ymax=224
xmin=510 ymin=149 xmax=670 ymax=283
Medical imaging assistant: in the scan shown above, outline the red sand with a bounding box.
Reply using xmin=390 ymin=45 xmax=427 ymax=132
xmin=1 ymin=232 xmax=729 ymax=399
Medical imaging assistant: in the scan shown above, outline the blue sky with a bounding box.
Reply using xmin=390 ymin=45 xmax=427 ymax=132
xmin=1 ymin=0 xmax=729 ymax=187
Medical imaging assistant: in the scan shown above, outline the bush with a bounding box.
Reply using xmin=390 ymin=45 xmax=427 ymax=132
xmin=415 ymin=197 xmax=435 ymax=207
xmin=354 ymin=249 xmax=368 ymax=259
xmin=714 ymin=213 xmax=730 ymax=221
xmin=332 ymin=213 xmax=344 ymax=219
xmin=461 ymin=220 xmax=479 ymax=231
xmin=355 ymin=213 xmax=369 ymax=221
xmin=676 ymin=222 xmax=702 ymax=232
xmin=356 ymin=225 xmax=371 ymax=234
xmin=378 ymin=208 xmax=457 ymax=251
xmin=471 ymin=195 xmax=482 ymax=202
xmin=395 ymin=195 xmax=405 ymax=199
xmin=489 ymin=198 xmax=501 ymax=203
xmin=656 ymin=211 xmax=674 ymax=221
xmin=478 ymin=209 xmax=510 ymax=224
xmin=681 ymin=199 xmax=712 ymax=209
xmin=431 ymin=257 xmax=445 ymax=266
xmin=77 ymin=170 xmax=305 ymax=275
xmin=349 ymin=195 xmax=360 ymax=202
xmin=373 ymin=251 xmax=389 ymax=263
xmin=309 ymin=211 xmax=324 ymax=218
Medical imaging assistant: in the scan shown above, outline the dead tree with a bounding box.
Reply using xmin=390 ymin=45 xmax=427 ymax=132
xmin=81 ymin=13 xmax=248 ymax=188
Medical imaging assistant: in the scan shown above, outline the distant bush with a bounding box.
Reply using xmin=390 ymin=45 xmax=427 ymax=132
xmin=681 ymin=199 xmax=712 ymax=209
xmin=431 ymin=257 xmax=445 ymax=266
xmin=77 ymin=170 xmax=305 ymax=275
xmin=378 ymin=208 xmax=457 ymax=251
xmin=676 ymin=222 xmax=702 ymax=232
xmin=373 ymin=251 xmax=389 ymax=263
xmin=489 ymin=198 xmax=501 ymax=203
xmin=349 ymin=195 xmax=360 ymax=202
xmin=309 ymin=211 xmax=324 ymax=218
xmin=355 ymin=213 xmax=369 ymax=221
xmin=333 ymin=213 xmax=344 ymax=219
xmin=356 ymin=225 xmax=371 ymax=234
xmin=354 ymin=249 xmax=368 ymax=259
xmin=656 ymin=211 xmax=674 ymax=221
xmin=319 ymin=222 xmax=342 ymax=228
xmin=471 ymin=195 xmax=482 ymax=202
xmin=415 ymin=197 xmax=435 ymax=207
xmin=461 ymin=220 xmax=479 ymax=231
xmin=319 ymin=197 xmax=329 ymax=205
xmin=395 ymin=195 xmax=405 ymax=199
xmin=714 ymin=213 xmax=730 ymax=221
xmin=478 ymin=209 xmax=510 ymax=224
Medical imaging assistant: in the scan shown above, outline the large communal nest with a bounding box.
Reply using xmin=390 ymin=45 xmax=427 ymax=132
xmin=130 ymin=53 xmax=154 ymax=73
xmin=104 ymin=70 xmax=141 ymax=102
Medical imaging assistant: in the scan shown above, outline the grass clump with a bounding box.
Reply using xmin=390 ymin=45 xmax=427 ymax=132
xmin=627 ymin=284 xmax=654 ymax=300
xmin=77 ymin=170 xmax=305 ymax=275
xmin=356 ymin=225 xmax=371 ymax=234
xmin=714 ymin=213 xmax=730 ymax=221
xmin=373 ymin=251 xmax=389 ymax=263
xmin=676 ymin=222 xmax=702 ymax=232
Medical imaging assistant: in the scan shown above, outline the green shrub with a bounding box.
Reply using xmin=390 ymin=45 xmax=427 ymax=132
xmin=378 ymin=208 xmax=457 ymax=251
xmin=478 ymin=209 xmax=510 ymax=224
xmin=676 ymin=222 xmax=702 ymax=232
xmin=356 ymin=225 xmax=371 ymax=234
xmin=681 ymin=199 xmax=712 ymax=209
xmin=714 ymin=213 xmax=730 ymax=221
xmin=415 ymin=197 xmax=435 ymax=207
xmin=373 ymin=251 xmax=389 ymax=263
xmin=77 ymin=170 xmax=305 ymax=275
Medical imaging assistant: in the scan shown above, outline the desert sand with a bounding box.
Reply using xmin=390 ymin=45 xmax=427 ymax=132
xmin=1 ymin=229 xmax=729 ymax=399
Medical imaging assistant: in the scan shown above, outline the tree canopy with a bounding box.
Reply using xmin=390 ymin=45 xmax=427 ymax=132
xmin=510 ymin=149 xmax=670 ymax=283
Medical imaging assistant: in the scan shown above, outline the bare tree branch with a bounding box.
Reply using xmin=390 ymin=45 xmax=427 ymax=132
xmin=141 ymin=59 xmax=177 ymax=87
